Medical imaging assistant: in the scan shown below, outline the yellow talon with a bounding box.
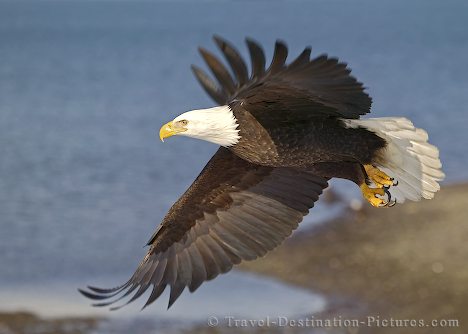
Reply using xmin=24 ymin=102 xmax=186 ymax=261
xmin=364 ymin=164 xmax=394 ymax=188
xmin=360 ymin=183 xmax=387 ymax=207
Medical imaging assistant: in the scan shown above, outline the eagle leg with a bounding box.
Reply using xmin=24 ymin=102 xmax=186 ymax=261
xmin=364 ymin=164 xmax=394 ymax=188
xmin=360 ymin=183 xmax=390 ymax=207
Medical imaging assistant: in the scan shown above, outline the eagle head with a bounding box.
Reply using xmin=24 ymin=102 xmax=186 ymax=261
xmin=159 ymin=106 xmax=240 ymax=147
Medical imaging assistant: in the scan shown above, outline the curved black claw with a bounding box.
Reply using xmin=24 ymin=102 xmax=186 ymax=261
xmin=387 ymin=199 xmax=397 ymax=207
xmin=393 ymin=180 xmax=399 ymax=186
xmin=383 ymin=187 xmax=392 ymax=207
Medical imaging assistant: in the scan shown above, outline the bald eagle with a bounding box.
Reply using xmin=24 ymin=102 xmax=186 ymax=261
xmin=79 ymin=36 xmax=444 ymax=309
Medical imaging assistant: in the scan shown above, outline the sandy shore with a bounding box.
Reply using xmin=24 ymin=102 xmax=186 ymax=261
xmin=0 ymin=312 xmax=100 ymax=334
xmin=241 ymin=182 xmax=468 ymax=333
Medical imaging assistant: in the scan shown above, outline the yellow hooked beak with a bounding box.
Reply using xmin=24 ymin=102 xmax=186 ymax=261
xmin=159 ymin=121 xmax=187 ymax=142
xmin=159 ymin=121 xmax=174 ymax=142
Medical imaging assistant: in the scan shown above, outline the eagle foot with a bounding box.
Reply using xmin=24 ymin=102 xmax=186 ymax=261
xmin=360 ymin=183 xmax=392 ymax=208
xmin=364 ymin=164 xmax=394 ymax=188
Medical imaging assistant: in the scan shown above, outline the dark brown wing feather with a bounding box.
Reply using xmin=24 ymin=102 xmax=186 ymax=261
xmin=213 ymin=34 xmax=249 ymax=86
xmin=193 ymin=36 xmax=371 ymax=119
xmin=79 ymin=148 xmax=328 ymax=309
xmin=198 ymin=47 xmax=236 ymax=95
xmin=246 ymin=37 xmax=266 ymax=79
xmin=191 ymin=64 xmax=227 ymax=105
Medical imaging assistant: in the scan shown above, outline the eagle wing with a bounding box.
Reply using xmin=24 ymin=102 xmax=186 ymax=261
xmin=80 ymin=148 xmax=328 ymax=309
xmin=192 ymin=35 xmax=372 ymax=120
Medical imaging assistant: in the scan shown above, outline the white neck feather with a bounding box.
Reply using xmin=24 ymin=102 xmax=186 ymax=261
xmin=173 ymin=105 xmax=240 ymax=147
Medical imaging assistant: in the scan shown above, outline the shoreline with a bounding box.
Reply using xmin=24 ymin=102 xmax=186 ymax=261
xmin=241 ymin=182 xmax=468 ymax=333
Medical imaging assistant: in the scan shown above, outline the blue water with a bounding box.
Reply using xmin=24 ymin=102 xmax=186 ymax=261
xmin=1 ymin=0 xmax=467 ymax=329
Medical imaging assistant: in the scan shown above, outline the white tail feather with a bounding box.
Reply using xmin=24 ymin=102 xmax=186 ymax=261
xmin=343 ymin=117 xmax=445 ymax=203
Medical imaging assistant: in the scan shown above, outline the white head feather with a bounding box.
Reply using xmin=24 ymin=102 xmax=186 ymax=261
xmin=172 ymin=106 xmax=240 ymax=147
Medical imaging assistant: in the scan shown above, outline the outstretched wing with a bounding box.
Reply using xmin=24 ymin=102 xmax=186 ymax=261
xmin=192 ymin=35 xmax=372 ymax=120
xmin=79 ymin=148 xmax=328 ymax=309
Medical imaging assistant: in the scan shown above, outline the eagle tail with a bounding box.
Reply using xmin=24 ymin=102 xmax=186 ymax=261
xmin=346 ymin=117 xmax=445 ymax=203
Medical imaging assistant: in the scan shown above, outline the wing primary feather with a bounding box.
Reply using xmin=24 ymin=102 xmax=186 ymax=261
xmin=176 ymin=249 xmax=193 ymax=287
xmin=93 ymin=275 xmax=152 ymax=307
xmin=90 ymin=283 xmax=140 ymax=307
xmin=108 ymin=280 xmax=155 ymax=311
xmin=198 ymin=47 xmax=236 ymax=94
xmin=289 ymin=47 xmax=311 ymax=69
xmin=186 ymin=245 xmax=208 ymax=292
xmin=191 ymin=65 xmax=227 ymax=105
xmin=85 ymin=280 xmax=130 ymax=294
xmin=195 ymin=238 xmax=221 ymax=280
xmin=162 ymin=247 xmax=178 ymax=286
xmin=267 ymin=40 xmax=288 ymax=74
xmin=78 ymin=288 xmax=118 ymax=301
xmin=167 ymin=249 xmax=192 ymax=309
xmin=245 ymin=37 xmax=266 ymax=79
xmin=149 ymin=257 xmax=168 ymax=287
xmin=213 ymin=35 xmax=249 ymax=86
xmin=201 ymin=235 xmax=233 ymax=274
xmin=168 ymin=282 xmax=185 ymax=309
xmin=142 ymin=284 xmax=167 ymax=310
xmin=115 ymin=257 xmax=164 ymax=307
xmin=121 ymin=283 xmax=154 ymax=308
xmin=79 ymin=280 xmax=130 ymax=300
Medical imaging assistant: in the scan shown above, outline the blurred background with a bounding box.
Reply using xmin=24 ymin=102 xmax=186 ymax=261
xmin=0 ymin=0 xmax=467 ymax=333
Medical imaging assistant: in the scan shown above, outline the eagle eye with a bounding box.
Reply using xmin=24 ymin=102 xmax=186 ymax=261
xmin=179 ymin=120 xmax=188 ymax=126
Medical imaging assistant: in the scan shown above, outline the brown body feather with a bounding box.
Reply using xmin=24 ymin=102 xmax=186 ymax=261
xmin=231 ymin=104 xmax=386 ymax=167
